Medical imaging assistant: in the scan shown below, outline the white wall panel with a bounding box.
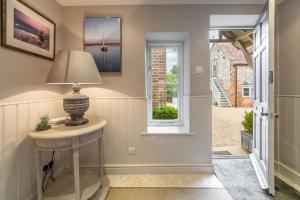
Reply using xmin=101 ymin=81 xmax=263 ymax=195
xmin=0 ymin=99 xmax=64 ymax=200
xmin=276 ymin=96 xmax=300 ymax=189
xmin=78 ymin=96 xmax=212 ymax=168
xmin=0 ymin=106 xmax=4 ymax=156
xmin=125 ymin=99 xmax=136 ymax=164
xmin=0 ymin=96 xmax=213 ymax=199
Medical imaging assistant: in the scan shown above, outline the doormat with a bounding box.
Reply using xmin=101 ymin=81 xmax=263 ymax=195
xmin=213 ymin=151 xmax=232 ymax=155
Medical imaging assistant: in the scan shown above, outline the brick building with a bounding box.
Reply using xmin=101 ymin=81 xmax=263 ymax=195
xmin=151 ymin=48 xmax=167 ymax=107
xmin=211 ymin=43 xmax=253 ymax=107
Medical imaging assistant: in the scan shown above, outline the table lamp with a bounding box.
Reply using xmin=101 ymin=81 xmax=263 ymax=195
xmin=46 ymin=50 xmax=102 ymax=126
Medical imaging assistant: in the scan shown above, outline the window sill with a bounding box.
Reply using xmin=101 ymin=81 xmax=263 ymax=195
xmin=141 ymin=126 xmax=193 ymax=136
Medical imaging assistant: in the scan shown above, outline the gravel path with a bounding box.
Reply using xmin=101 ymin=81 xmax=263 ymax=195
xmin=212 ymin=105 xmax=251 ymax=155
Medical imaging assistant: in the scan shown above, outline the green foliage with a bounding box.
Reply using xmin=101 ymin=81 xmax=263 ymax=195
xmin=153 ymin=105 xmax=178 ymax=120
xmin=241 ymin=111 xmax=253 ymax=134
xmin=167 ymin=65 xmax=178 ymax=102
xmin=169 ymin=65 xmax=178 ymax=75
xmin=35 ymin=115 xmax=51 ymax=131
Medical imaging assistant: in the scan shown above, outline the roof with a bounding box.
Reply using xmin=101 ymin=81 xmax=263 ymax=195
xmin=213 ymin=43 xmax=249 ymax=65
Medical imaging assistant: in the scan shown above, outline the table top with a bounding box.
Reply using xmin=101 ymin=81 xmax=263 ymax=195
xmin=29 ymin=117 xmax=107 ymax=140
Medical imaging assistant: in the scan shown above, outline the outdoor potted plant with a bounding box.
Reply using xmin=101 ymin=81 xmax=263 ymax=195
xmin=241 ymin=111 xmax=253 ymax=153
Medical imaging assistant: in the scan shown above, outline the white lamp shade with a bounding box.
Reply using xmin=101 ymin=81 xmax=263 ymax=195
xmin=46 ymin=50 xmax=103 ymax=84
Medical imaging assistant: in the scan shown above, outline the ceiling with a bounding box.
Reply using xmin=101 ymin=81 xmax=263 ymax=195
xmin=56 ymin=0 xmax=284 ymax=6
xmin=210 ymin=15 xmax=259 ymax=28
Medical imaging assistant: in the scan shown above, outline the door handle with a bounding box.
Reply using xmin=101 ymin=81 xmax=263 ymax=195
xmin=261 ymin=112 xmax=280 ymax=118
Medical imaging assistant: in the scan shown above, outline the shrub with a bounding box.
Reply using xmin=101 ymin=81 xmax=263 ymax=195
xmin=153 ymin=105 xmax=178 ymax=120
xmin=241 ymin=111 xmax=253 ymax=134
xmin=167 ymin=65 xmax=178 ymax=102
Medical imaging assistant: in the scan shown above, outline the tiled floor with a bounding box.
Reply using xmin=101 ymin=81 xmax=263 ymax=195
xmin=106 ymin=188 xmax=233 ymax=200
xmin=107 ymin=174 xmax=223 ymax=188
xmin=105 ymin=174 xmax=232 ymax=200
xmin=96 ymin=171 xmax=300 ymax=200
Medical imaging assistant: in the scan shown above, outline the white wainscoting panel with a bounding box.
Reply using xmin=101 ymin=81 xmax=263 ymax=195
xmin=276 ymin=95 xmax=300 ymax=191
xmin=0 ymin=99 xmax=64 ymax=200
xmin=80 ymin=96 xmax=213 ymax=173
xmin=0 ymin=96 xmax=213 ymax=199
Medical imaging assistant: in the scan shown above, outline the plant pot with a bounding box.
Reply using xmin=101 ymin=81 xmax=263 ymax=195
xmin=241 ymin=130 xmax=253 ymax=153
xmin=35 ymin=125 xmax=51 ymax=132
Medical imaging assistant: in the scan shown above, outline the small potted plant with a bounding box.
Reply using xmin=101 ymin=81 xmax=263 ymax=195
xmin=35 ymin=115 xmax=51 ymax=132
xmin=241 ymin=111 xmax=253 ymax=153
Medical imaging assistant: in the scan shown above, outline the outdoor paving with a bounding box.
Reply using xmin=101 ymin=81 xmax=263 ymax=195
xmin=212 ymin=105 xmax=252 ymax=156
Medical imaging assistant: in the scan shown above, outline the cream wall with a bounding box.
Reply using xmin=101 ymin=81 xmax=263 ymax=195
xmin=0 ymin=0 xmax=64 ymax=103
xmin=0 ymin=0 xmax=65 ymax=199
xmin=62 ymin=5 xmax=262 ymax=169
xmin=62 ymin=5 xmax=262 ymax=97
xmin=276 ymin=0 xmax=300 ymax=191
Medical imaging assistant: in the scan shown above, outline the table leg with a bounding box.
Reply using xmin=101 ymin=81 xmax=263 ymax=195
xmin=72 ymin=138 xmax=80 ymax=200
xmin=70 ymin=150 xmax=73 ymax=170
xmin=98 ymin=131 xmax=104 ymax=178
xmin=35 ymin=149 xmax=43 ymax=200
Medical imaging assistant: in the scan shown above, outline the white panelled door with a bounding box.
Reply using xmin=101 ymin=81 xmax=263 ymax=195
xmin=250 ymin=0 xmax=276 ymax=195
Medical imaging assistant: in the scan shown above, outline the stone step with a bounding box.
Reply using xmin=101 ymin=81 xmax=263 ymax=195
xmin=219 ymin=103 xmax=229 ymax=107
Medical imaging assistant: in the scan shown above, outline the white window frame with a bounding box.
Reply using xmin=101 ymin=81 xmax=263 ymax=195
xmin=146 ymin=41 xmax=184 ymax=126
xmin=242 ymin=86 xmax=253 ymax=98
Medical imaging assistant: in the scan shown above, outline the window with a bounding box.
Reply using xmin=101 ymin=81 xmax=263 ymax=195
xmin=147 ymin=42 xmax=183 ymax=125
xmin=210 ymin=30 xmax=220 ymax=40
xmin=242 ymin=86 xmax=253 ymax=97
xmin=212 ymin=65 xmax=217 ymax=78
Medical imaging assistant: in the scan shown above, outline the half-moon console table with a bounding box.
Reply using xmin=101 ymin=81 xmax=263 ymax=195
xmin=29 ymin=117 xmax=107 ymax=200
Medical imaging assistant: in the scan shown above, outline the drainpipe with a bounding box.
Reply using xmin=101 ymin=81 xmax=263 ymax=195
xmin=235 ymin=66 xmax=238 ymax=107
xmin=232 ymin=64 xmax=238 ymax=107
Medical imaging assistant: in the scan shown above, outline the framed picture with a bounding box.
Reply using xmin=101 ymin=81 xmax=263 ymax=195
xmin=84 ymin=17 xmax=122 ymax=73
xmin=1 ymin=0 xmax=56 ymax=60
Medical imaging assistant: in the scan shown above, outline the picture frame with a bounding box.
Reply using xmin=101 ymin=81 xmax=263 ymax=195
xmin=84 ymin=17 xmax=122 ymax=73
xmin=1 ymin=0 xmax=56 ymax=60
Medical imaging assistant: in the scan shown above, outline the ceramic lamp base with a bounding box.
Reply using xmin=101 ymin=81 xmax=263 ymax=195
xmin=65 ymin=117 xmax=89 ymax=126
xmin=63 ymin=83 xmax=90 ymax=126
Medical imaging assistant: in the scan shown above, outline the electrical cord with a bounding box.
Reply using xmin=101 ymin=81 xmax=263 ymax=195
xmin=42 ymin=151 xmax=56 ymax=192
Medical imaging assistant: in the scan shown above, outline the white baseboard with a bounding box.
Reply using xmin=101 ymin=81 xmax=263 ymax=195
xmin=275 ymin=161 xmax=300 ymax=192
xmin=104 ymin=163 xmax=214 ymax=175
xmin=80 ymin=163 xmax=214 ymax=175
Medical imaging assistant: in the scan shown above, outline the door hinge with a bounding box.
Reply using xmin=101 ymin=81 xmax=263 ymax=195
xmin=269 ymin=71 xmax=274 ymax=84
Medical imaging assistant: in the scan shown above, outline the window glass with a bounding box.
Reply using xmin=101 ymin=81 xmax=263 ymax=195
xmin=150 ymin=46 xmax=180 ymax=121
xmin=243 ymin=88 xmax=250 ymax=97
xmin=209 ymin=30 xmax=220 ymax=40
xmin=243 ymin=87 xmax=253 ymax=97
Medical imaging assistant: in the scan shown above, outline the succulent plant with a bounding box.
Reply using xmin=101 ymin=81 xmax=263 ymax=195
xmin=35 ymin=115 xmax=51 ymax=131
